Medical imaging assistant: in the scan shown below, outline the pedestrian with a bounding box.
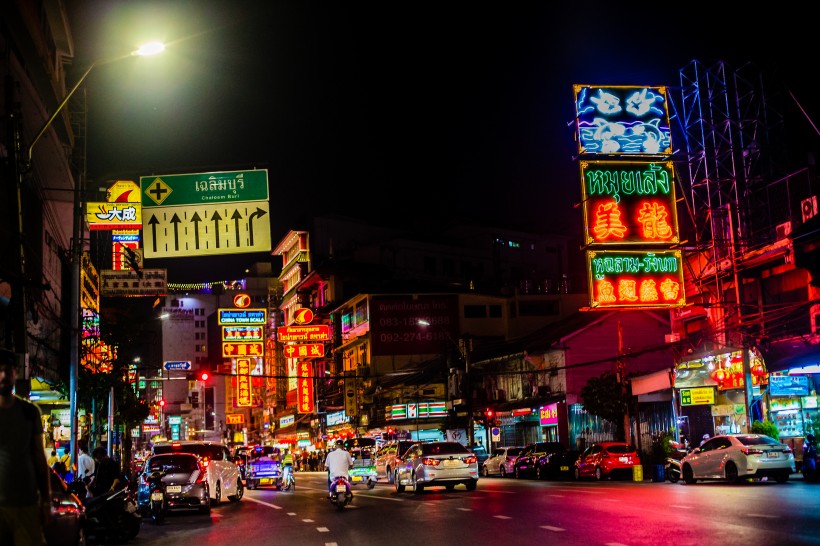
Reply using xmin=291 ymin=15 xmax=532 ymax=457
xmin=310 ymin=451 xmax=318 ymax=471
xmin=76 ymin=442 xmax=95 ymax=489
xmin=0 ymin=347 xmax=52 ymax=546
xmin=301 ymin=449 xmax=309 ymax=472
xmin=87 ymin=447 xmax=123 ymax=498
xmin=47 ymin=450 xmax=58 ymax=468
xmin=57 ymin=447 xmax=71 ymax=480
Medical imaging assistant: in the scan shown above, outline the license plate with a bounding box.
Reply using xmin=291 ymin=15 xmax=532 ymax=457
xmin=443 ymin=460 xmax=460 ymax=467
xmin=351 ymin=476 xmax=362 ymax=482
xmin=151 ymin=492 xmax=164 ymax=501
xmin=337 ymin=484 xmax=347 ymax=492
xmin=260 ymin=478 xmax=273 ymax=484
xmin=560 ymin=466 xmax=569 ymax=472
xmin=619 ymin=457 xmax=628 ymax=463
xmin=166 ymin=485 xmax=181 ymax=493
xmin=767 ymin=452 xmax=779 ymax=459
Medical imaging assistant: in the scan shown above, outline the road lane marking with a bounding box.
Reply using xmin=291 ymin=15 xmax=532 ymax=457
xmin=243 ymin=497 xmax=283 ymax=509
xmin=540 ymin=525 xmax=565 ymax=532
xmin=494 ymin=515 xmax=512 ymax=519
xmin=317 ymin=527 xmax=330 ymax=533
xmin=302 ymin=519 xmax=314 ymax=523
xmin=457 ymin=507 xmax=472 ymax=511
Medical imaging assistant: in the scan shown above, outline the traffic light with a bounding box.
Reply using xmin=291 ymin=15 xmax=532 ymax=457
xmin=484 ymin=409 xmax=493 ymax=424
xmin=199 ymin=371 xmax=209 ymax=382
xmin=158 ymin=399 xmax=166 ymax=408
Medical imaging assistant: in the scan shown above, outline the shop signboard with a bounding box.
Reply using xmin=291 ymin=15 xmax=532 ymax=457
xmin=679 ymin=387 xmax=715 ymax=406
xmin=326 ymin=410 xmax=348 ymax=427
xmin=219 ymin=308 xmax=266 ymax=325
xmin=586 ymin=250 xmax=685 ymax=309
xmin=540 ymin=403 xmax=559 ymax=426
xmin=769 ymin=375 xmax=809 ymax=397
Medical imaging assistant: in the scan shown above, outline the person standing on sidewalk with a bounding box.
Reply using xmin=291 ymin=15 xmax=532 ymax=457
xmin=0 ymin=348 xmax=51 ymax=545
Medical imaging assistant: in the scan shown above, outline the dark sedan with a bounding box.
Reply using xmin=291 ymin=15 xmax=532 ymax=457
xmin=513 ymin=441 xmax=576 ymax=480
xmin=45 ymin=467 xmax=86 ymax=546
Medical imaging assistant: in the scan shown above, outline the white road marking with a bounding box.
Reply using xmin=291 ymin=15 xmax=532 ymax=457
xmin=457 ymin=507 xmax=472 ymax=511
xmin=540 ymin=525 xmax=565 ymax=532
xmin=317 ymin=528 xmax=330 ymax=533
xmin=302 ymin=519 xmax=314 ymax=523
xmin=242 ymin=497 xmax=282 ymax=509
xmin=287 ymin=512 xmax=296 ymax=516
xmin=493 ymin=515 xmax=512 ymax=519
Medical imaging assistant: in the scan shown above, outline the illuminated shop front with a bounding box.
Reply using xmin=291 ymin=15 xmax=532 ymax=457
xmin=385 ymin=401 xmax=446 ymax=442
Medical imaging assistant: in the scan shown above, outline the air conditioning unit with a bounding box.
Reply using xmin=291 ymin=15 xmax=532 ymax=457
xmin=776 ymin=221 xmax=792 ymax=239
xmin=802 ymin=195 xmax=818 ymax=223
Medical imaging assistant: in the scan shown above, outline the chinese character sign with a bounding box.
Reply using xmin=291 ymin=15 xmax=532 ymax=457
xmin=236 ymin=357 xmax=252 ymax=407
xmin=586 ymin=250 xmax=685 ymax=309
xmin=297 ymin=362 xmax=314 ymax=414
xmin=580 ymin=161 xmax=679 ymax=246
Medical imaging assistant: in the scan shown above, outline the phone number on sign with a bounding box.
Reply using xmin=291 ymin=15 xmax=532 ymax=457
xmin=378 ymin=332 xmax=444 ymax=343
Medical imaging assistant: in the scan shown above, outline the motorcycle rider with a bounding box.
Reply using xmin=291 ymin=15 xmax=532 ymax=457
xmin=324 ymin=440 xmax=354 ymax=498
xmin=281 ymin=449 xmax=294 ymax=487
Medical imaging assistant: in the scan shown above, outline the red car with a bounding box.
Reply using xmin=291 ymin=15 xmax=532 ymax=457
xmin=574 ymin=441 xmax=640 ymax=481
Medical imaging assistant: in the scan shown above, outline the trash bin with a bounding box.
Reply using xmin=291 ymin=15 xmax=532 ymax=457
xmin=632 ymin=464 xmax=644 ymax=482
xmin=652 ymin=464 xmax=665 ymax=482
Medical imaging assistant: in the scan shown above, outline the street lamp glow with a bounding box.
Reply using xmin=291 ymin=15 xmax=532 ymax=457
xmin=418 ymin=319 xmax=430 ymax=326
xmin=134 ymin=41 xmax=165 ymax=57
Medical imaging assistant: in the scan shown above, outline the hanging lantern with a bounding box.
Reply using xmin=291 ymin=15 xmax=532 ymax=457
xmin=713 ymin=369 xmax=726 ymax=383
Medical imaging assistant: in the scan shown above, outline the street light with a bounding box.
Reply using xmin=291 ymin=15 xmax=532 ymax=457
xmin=24 ymin=41 xmax=164 ymax=468
xmin=417 ymin=319 xmax=474 ymax=445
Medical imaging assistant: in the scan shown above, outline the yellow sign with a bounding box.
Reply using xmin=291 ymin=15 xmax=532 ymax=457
xmin=141 ymin=201 xmax=271 ymax=259
xmin=226 ymin=413 xmax=244 ymax=425
xmin=87 ymin=202 xmax=142 ymax=230
xmin=143 ymin=178 xmax=173 ymax=205
xmin=680 ymin=387 xmax=715 ymax=406
xmin=107 ymin=180 xmax=141 ymax=203
xmin=236 ymin=358 xmax=252 ymax=407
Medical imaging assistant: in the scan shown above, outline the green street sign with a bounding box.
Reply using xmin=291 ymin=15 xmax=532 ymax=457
xmin=140 ymin=169 xmax=269 ymax=207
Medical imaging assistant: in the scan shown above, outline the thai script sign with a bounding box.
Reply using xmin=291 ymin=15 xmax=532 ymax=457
xmin=586 ymin=250 xmax=685 ymax=309
xmin=277 ymin=325 xmax=331 ymax=342
xmin=219 ymin=309 xmax=266 ymax=325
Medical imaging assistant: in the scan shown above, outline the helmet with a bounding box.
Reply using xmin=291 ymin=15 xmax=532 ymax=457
xmin=702 ymin=434 xmax=710 ymax=440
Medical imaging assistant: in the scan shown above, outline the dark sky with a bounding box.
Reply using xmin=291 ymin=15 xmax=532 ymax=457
xmin=69 ymin=1 xmax=819 ymax=283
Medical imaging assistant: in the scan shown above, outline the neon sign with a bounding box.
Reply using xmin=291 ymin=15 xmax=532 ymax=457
xmin=574 ymin=85 xmax=672 ymax=156
xmin=581 ymin=161 xmax=679 ymax=245
xmin=586 ymin=250 xmax=685 ymax=309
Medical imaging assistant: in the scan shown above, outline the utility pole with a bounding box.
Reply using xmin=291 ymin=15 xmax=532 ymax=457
xmin=617 ymin=321 xmax=631 ymax=445
xmin=460 ymin=337 xmax=473 ymax=446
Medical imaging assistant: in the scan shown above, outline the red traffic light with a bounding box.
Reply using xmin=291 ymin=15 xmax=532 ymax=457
xmin=199 ymin=372 xmax=209 ymax=381
xmin=158 ymin=399 xmax=166 ymax=407
xmin=485 ymin=409 xmax=493 ymax=418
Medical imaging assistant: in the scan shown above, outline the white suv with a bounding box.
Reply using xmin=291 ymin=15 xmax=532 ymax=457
xmin=152 ymin=441 xmax=244 ymax=505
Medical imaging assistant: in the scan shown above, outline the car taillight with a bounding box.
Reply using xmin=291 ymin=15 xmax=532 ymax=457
xmin=464 ymin=455 xmax=477 ymax=464
xmin=741 ymin=448 xmax=764 ymax=455
xmin=195 ymin=465 xmax=208 ymax=483
xmin=782 ymin=447 xmax=793 ymax=454
xmin=422 ymin=457 xmax=441 ymax=466
xmin=200 ymin=459 xmax=210 ymax=468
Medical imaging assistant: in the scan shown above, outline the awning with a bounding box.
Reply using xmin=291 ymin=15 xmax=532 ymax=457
xmin=760 ymin=339 xmax=820 ymax=373
xmin=631 ymin=369 xmax=673 ymax=395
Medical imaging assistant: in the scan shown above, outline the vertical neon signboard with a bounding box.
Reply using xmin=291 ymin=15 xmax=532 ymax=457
xmin=297 ymin=361 xmax=314 ymax=414
xmin=236 ymin=357 xmax=252 ymax=407
xmin=574 ymin=85 xmax=672 ymax=156
xmin=586 ymin=249 xmax=685 ymax=309
xmin=580 ymin=160 xmax=679 ymax=246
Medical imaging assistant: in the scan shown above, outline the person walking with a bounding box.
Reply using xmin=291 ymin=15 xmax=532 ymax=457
xmin=46 ymin=450 xmax=58 ymax=469
xmin=0 ymin=348 xmax=51 ymax=546
xmin=87 ymin=447 xmax=123 ymax=497
xmin=75 ymin=442 xmax=95 ymax=492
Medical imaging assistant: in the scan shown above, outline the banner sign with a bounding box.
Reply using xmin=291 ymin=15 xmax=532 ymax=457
xmin=226 ymin=414 xmax=244 ymax=425
xmin=222 ymin=326 xmax=264 ymax=341
xmin=283 ymin=344 xmax=325 ymax=359
xmin=580 ymin=160 xmax=679 ymax=246
xmin=326 ymin=410 xmax=348 ymax=427
xmin=539 ymin=403 xmax=558 ymax=426
xmin=222 ymin=342 xmax=264 ymax=358
xmin=235 ymin=358 xmax=252 ymax=407
xmin=573 ymin=85 xmax=672 ymax=156
xmin=387 ymin=401 xmax=447 ymax=420
xmin=277 ymin=325 xmax=331 ymax=342
xmin=679 ymin=387 xmax=715 ymax=406
xmin=100 ymin=269 xmax=167 ymax=297
xmin=87 ymin=202 xmax=141 ymax=230
xmin=297 ymin=362 xmax=314 ymax=414
xmin=368 ymin=295 xmax=459 ymax=356
xmin=218 ymin=309 xmax=266 ymax=325
xmin=770 ymin=375 xmax=810 ymax=397
xmin=586 ymin=249 xmax=685 ymax=309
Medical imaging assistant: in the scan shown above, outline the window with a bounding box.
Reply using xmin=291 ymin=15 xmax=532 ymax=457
xmin=488 ymin=304 xmax=502 ymax=318
xmin=464 ymin=305 xmax=486 ymax=319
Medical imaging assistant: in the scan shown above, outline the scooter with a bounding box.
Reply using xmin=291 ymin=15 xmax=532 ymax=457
xmin=665 ymin=440 xmax=690 ymax=483
xmin=144 ymin=469 xmax=167 ymax=524
xmin=276 ymin=464 xmax=296 ymax=491
xmin=69 ymin=483 xmax=141 ymax=542
xmin=328 ymin=475 xmax=353 ymax=511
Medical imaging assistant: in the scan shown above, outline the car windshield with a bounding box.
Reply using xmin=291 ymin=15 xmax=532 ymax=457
xmin=508 ymin=448 xmax=524 ymax=457
xmin=422 ymin=442 xmax=469 ymax=456
xmin=535 ymin=442 xmax=563 ymax=452
xmin=605 ymin=444 xmax=636 ymax=454
xmin=737 ymin=435 xmax=780 ymax=446
xmin=148 ymin=455 xmax=198 ymax=473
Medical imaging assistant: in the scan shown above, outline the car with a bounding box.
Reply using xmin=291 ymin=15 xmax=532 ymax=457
xmin=680 ymin=434 xmax=795 ymax=484
xmin=137 ymin=453 xmax=211 ymax=514
xmin=344 ymin=437 xmax=378 ymax=489
xmin=394 ymin=441 xmax=479 ymax=493
xmin=151 ymin=441 xmax=243 ymax=505
xmin=513 ymin=441 xmax=568 ymax=480
xmin=45 ymin=467 xmax=86 ymax=546
xmin=375 ymin=440 xmax=419 ymax=484
xmin=234 ymin=445 xmax=275 ymax=482
xmin=245 ymin=452 xmax=282 ymax=490
xmin=468 ymin=444 xmax=491 ymax=468
xmin=574 ymin=441 xmax=641 ymax=481
xmin=482 ymin=446 xmax=524 ymax=477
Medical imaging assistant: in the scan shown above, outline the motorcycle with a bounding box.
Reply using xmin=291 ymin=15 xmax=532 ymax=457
xmin=144 ymin=469 xmax=168 ymax=524
xmin=276 ymin=465 xmax=296 ymax=492
xmin=69 ymin=483 xmax=141 ymax=542
xmin=328 ymin=475 xmax=353 ymax=511
xmin=664 ymin=440 xmax=690 ymax=483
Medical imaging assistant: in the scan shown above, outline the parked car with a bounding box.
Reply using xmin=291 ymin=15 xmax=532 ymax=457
xmin=468 ymin=444 xmax=491 ymax=468
xmin=680 ymin=434 xmax=795 ymax=484
xmin=574 ymin=441 xmax=641 ymax=481
xmin=45 ymin=467 xmax=86 ymax=546
xmin=137 ymin=452 xmax=211 ymax=514
xmin=375 ymin=440 xmax=419 ymax=484
xmin=151 ymin=441 xmax=243 ymax=505
xmin=513 ymin=442 xmax=567 ymax=479
xmin=482 ymin=446 xmax=524 ymax=477
xmin=394 ymin=441 xmax=479 ymax=493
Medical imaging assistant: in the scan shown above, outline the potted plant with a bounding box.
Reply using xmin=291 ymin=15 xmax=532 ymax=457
xmin=648 ymin=430 xmax=674 ymax=482
xmin=751 ymin=419 xmax=780 ymax=441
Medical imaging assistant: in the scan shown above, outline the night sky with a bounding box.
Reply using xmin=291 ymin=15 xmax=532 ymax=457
xmin=69 ymin=1 xmax=819 ymax=283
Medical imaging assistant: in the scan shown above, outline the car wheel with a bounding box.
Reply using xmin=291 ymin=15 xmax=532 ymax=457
xmin=212 ymin=481 xmax=222 ymax=505
xmin=775 ymin=471 xmax=790 ymax=484
xmin=466 ymin=480 xmax=477 ymax=491
xmin=574 ymin=467 xmax=581 ymax=481
xmin=230 ymin=478 xmax=244 ymax=501
xmin=367 ymin=479 xmax=375 ymax=489
xmin=535 ymin=466 xmax=543 ymax=480
xmin=386 ymin=466 xmax=394 ymax=484
xmin=395 ymin=472 xmax=405 ymax=493
xmin=594 ymin=467 xmax=604 ymax=481
xmin=724 ymin=462 xmax=740 ymax=484
xmin=515 ymin=467 xmax=522 ymax=479
xmin=500 ymin=466 xmax=507 ymax=479
xmin=683 ymin=465 xmax=696 ymax=485
xmin=412 ymin=473 xmax=424 ymax=494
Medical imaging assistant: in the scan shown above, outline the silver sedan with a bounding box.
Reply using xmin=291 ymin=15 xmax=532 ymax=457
xmin=394 ymin=442 xmax=479 ymax=493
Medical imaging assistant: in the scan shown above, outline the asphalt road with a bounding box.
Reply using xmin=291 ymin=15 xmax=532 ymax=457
xmin=128 ymin=471 xmax=820 ymax=546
